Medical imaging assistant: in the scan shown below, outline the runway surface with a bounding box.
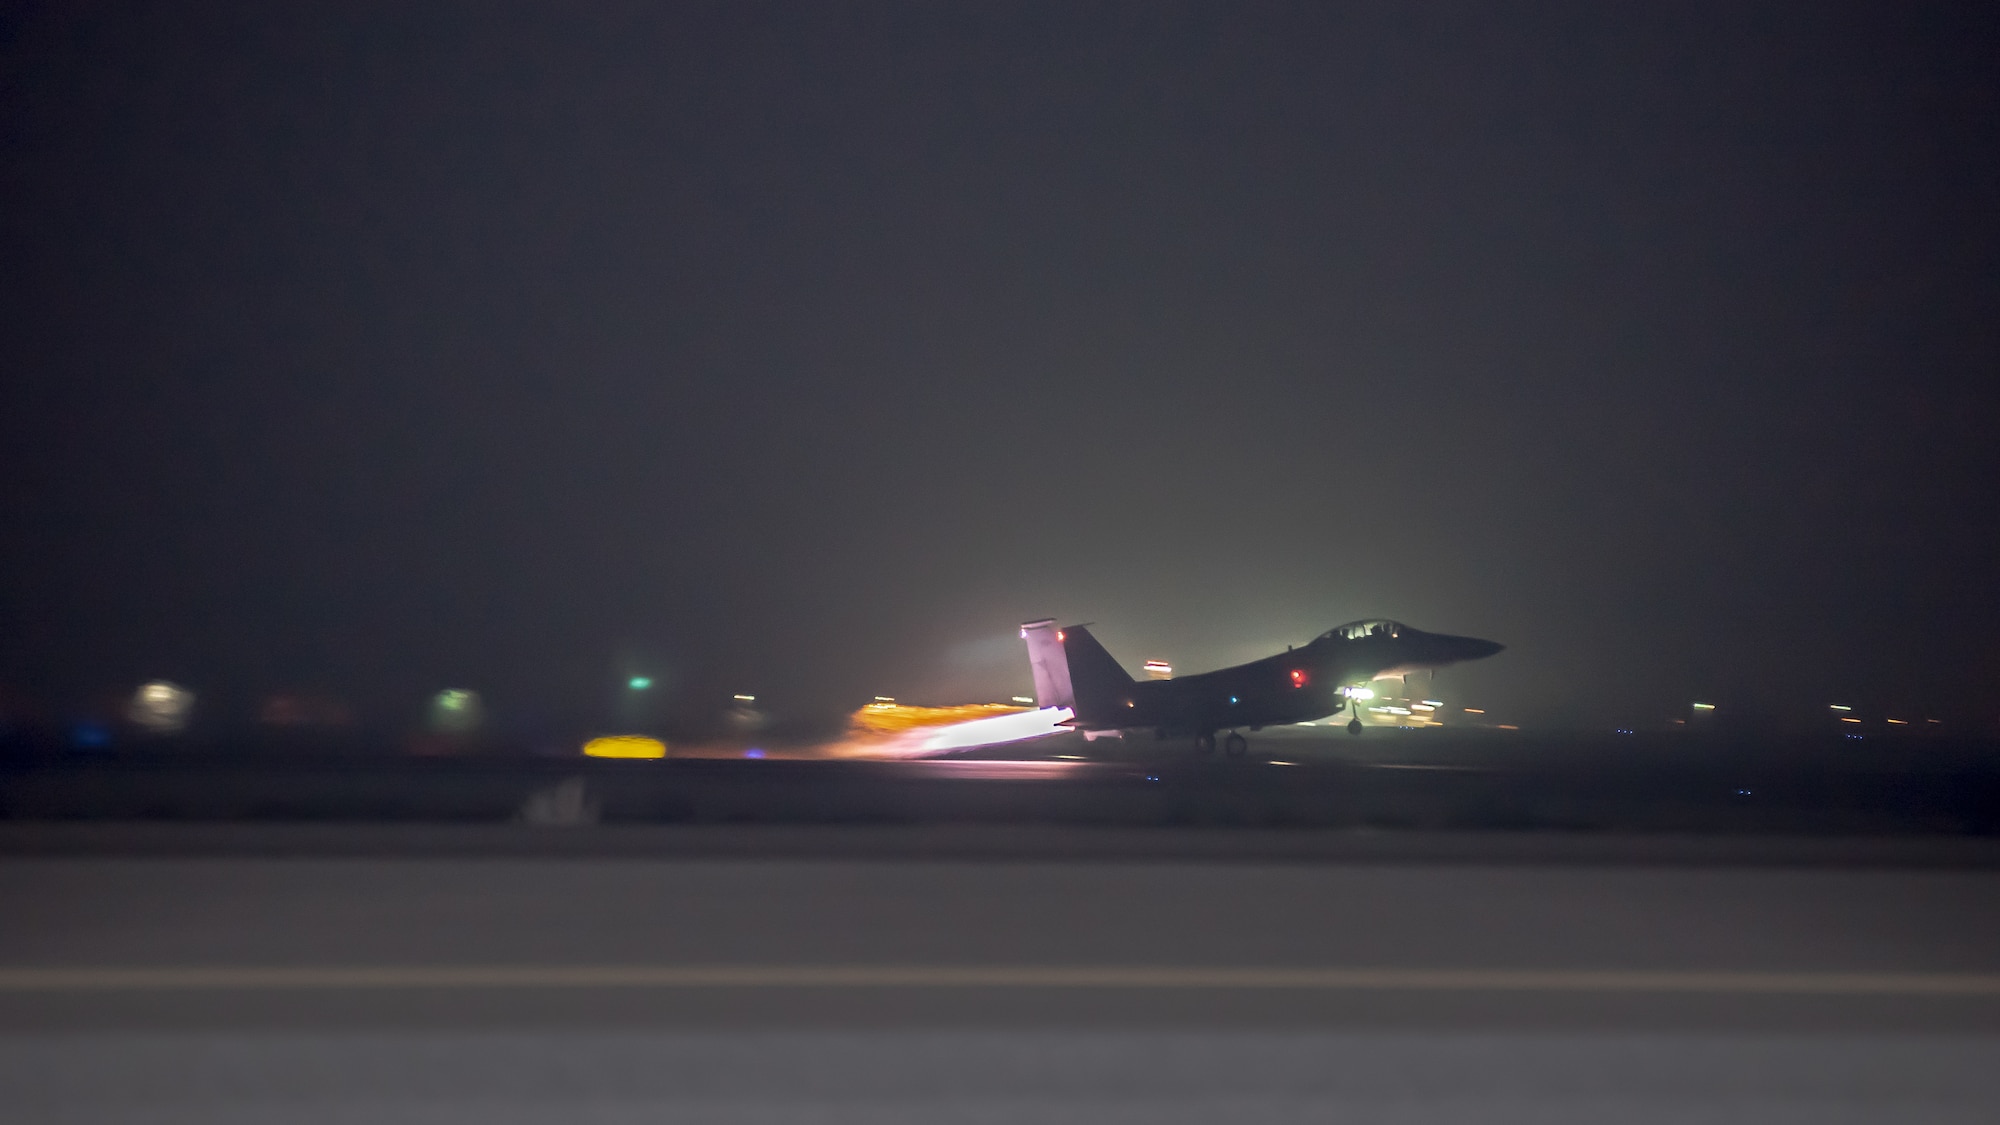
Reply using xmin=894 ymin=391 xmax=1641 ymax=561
xmin=4 ymin=826 xmax=2000 ymax=1121
xmin=9 ymin=728 xmax=2000 ymax=835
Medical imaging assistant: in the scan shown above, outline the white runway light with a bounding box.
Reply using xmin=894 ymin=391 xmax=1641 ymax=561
xmin=127 ymin=681 xmax=193 ymax=733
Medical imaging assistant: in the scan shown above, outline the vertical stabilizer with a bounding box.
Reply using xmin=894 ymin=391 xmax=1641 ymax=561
xmin=1058 ymin=625 xmax=1135 ymax=725
xmin=1020 ymin=619 xmax=1074 ymax=709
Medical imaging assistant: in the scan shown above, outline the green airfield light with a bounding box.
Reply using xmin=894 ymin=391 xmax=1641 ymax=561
xmin=627 ymin=676 xmax=653 ymax=691
xmin=428 ymin=688 xmax=483 ymax=734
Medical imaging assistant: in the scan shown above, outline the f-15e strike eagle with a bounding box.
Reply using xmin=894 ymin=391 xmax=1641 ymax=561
xmin=1021 ymin=617 xmax=1503 ymax=757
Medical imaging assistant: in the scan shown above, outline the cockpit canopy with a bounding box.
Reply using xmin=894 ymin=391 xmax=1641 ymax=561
xmin=1319 ymin=619 xmax=1403 ymax=642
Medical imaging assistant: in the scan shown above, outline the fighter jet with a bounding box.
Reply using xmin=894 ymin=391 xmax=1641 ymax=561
xmin=1021 ymin=617 xmax=1503 ymax=757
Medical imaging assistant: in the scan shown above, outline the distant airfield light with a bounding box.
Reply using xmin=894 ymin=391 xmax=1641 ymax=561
xmin=627 ymin=676 xmax=653 ymax=691
xmin=138 ymin=681 xmax=182 ymax=706
xmin=582 ymin=735 xmax=666 ymax=759
xmin=744 ymin=748 xmax=765 ymax=759
xmin=1829 ymin=705 xmax=1852 ymax=711
xmin=1421 ymin=700 xmax=1443 ymax=707
xmin=1887 ymin=718 xmax=1908 ymax=725
xmin=259 ymin=693 xmax=353 ymax=727
xmin=128 ymin=680 xmax=194 ymax=733
xmin=1011 ymin=696 xmax=1035 ymax=705
xmin=1692 ymin=702 xmax=1716 ymax=711
xmin=1928 ymin=719 xmax=1941 ymax=724
xmin=1463 ymin=707 xmax=1485 ymax=714
xmin=428 ymin=688 xmax=483 ymax=734
xmin=1144 ymin=660 xmax=1173 ymax=680
xmin=1496 ymin=724 xmax=1520 ymax=730
xmin=1411 ymin=703 xmax=1435 ymax=712
xmin=732 ymin=694 xmax=756 ymax=703
xmin=1840 ymin=717 xmax=1862 ymax=723
xmin=1342 ymin=687 xmax=1375 ymax=701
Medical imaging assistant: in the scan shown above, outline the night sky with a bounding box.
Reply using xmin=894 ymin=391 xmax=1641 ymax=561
xmin=3 ymin=2 xmax=1996 ymax=732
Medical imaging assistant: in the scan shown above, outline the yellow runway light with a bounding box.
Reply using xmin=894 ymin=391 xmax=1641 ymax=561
xmin=583 ymin=735 xmax=667 ymax=759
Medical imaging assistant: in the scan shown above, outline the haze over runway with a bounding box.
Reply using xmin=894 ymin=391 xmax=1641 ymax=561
xmin=4 ymin=3 xmax=1997 ymax=734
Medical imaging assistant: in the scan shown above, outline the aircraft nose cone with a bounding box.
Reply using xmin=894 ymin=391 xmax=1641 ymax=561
xmin=1463 ymin=637 xmax=1504 ymax=660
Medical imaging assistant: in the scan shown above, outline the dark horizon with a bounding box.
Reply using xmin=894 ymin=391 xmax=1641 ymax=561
xmin=3 ymin=2 xmax=1997 ymax=736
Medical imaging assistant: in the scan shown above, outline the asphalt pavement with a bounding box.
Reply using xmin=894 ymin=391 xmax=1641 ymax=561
xmin=3 ymin=827 xmax=1999 ymax=1121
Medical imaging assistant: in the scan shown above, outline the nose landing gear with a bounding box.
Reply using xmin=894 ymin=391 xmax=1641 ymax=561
xmin=1337 ymin=692 xmax=1365 ymax=735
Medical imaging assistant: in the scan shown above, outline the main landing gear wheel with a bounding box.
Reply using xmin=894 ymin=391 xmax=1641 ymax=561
xmin=1195 ymin=731 xmax=1217 ymax=755
xmin=1223 ymin=732 xmax=1248 ymax=759
xmin=1347 ymin=718 xmax=1364 ymax=735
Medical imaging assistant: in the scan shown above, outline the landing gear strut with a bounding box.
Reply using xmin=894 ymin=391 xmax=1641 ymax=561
xmin=1195 ymin=731 xmax=1216 ymax=755
xmin=1337 ymin=693 xmax=1365 ymax=736
xmin=1223 ymin=732 xmax=1248 ymax=759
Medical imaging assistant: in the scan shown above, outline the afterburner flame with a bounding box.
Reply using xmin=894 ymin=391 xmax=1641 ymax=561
xmin=848 ymin=701 xmax=1028 ymax=736
xmin=829 ymin=702 xmax=1074 ymax=759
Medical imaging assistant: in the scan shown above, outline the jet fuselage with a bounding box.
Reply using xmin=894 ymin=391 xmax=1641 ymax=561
xmin=1049 ymin=620 xmax=1502 ymax=736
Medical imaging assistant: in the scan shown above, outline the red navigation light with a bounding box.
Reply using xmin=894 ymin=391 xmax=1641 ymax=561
xmin=1290 ymin=669 xmax=1308 ymax=687
xmin=1056 ymin=630 xmax=1065 ymax=642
